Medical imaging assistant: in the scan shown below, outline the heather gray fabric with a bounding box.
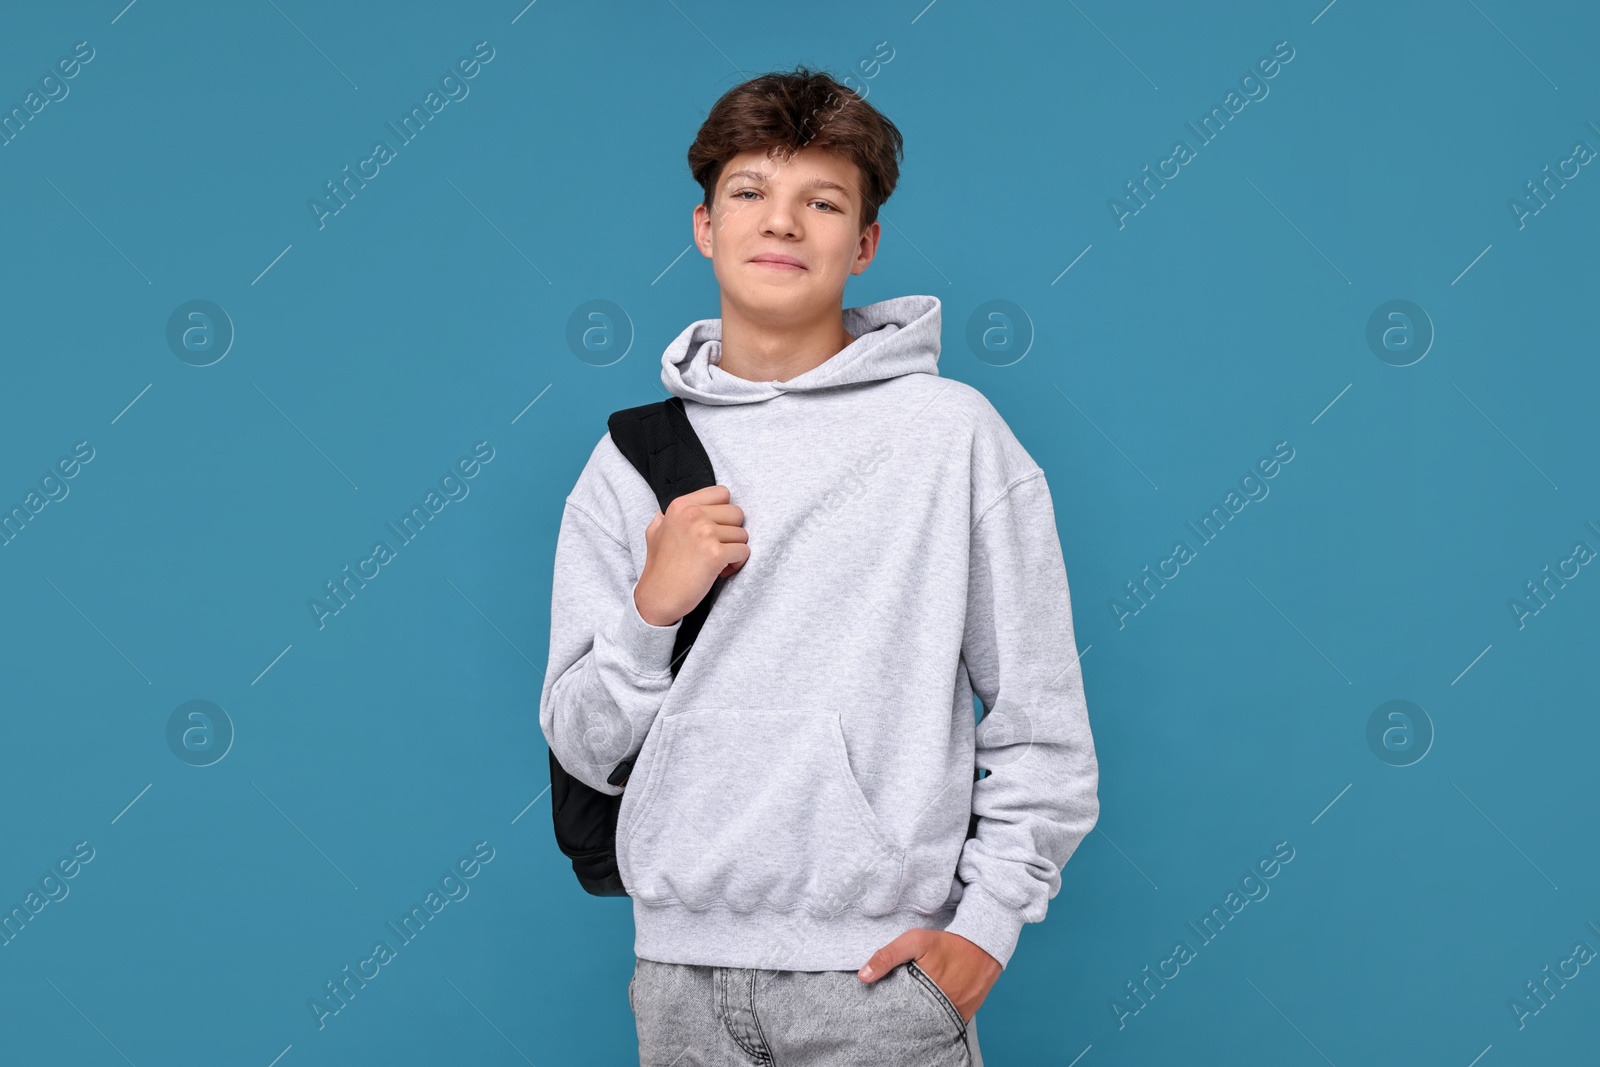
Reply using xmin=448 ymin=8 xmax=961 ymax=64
xmin=540 ymin=293 xmax=1100 ymax=973
xmin=629 ymin=956 xmax=982 ymax=1066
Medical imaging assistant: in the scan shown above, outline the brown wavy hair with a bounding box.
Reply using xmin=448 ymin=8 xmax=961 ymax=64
xmin=687 ymin=66 xmax=904 ymax=234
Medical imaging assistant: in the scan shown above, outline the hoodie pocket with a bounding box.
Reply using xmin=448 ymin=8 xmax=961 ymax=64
xmin=621 ymin=707 xmax=906 ymax=916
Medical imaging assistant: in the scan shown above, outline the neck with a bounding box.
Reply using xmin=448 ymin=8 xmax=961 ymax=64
xmin=715 ymin=297 xmax=855 ymax=383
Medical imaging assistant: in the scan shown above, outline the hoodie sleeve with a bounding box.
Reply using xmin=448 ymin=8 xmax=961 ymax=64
xmin=942 ymin=468 xmax=1100 ymax=970
xmin=539 ymin=496 xmax=683 ymax=795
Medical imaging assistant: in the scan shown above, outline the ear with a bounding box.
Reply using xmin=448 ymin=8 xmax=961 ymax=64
xmin=850 ymin=219 xmax=882 ymax=276
xmin=693 ymin=203 xmax=714 ymax=258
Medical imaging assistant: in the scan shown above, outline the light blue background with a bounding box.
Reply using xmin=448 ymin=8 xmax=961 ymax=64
xmin=2 ymin=1 xmax=1596 ymax=1064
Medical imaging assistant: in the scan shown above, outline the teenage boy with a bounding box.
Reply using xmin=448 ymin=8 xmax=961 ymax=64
xmin=539 ymin=67 xmax=1099 ymax=1065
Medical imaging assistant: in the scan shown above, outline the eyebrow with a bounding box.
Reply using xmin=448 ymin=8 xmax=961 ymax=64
xmin=722 ymin=167 xmax=854 ymax=200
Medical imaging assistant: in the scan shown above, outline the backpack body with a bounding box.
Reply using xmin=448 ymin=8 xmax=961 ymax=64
xmin=548 ymin=396 xmax=724 ymax=896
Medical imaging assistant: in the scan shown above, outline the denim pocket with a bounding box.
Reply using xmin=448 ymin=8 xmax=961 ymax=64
xmin=906 ymin=960 xmax=966 ymax=1034
xmin=619 ymin=707 xmax=905 ymax=915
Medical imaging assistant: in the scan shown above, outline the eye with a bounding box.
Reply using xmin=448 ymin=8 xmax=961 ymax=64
xmin=811 ymin=200 xmax=838 ymax=212
xmin=732 ymin=189 xmax=759 ymax=200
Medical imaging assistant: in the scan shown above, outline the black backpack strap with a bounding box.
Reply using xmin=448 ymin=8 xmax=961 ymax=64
xmin=602 ymin=396 xmax=726 ymax=786
xmin=546 ymin=396 xmax=727 ymax=896
xmin=607 ymin=395 xmax=718 ymax=514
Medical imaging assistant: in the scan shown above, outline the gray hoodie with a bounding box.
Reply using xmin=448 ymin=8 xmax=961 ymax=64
xmin=539 ymin=293 xmax=1099 ymax=972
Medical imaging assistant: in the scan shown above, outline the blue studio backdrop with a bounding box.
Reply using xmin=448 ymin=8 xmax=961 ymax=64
xmin=2 ymin=1 xmax=1597 ymax=1064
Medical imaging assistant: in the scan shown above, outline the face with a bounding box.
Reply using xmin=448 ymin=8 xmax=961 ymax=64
xmin=693 ymin=145 xmax=881 ymax=321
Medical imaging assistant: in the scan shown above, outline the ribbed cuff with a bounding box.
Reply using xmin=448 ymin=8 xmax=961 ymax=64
xmin=611 ymin=580 xmax=682 ymax=676
xmin=942 ymin=884 xmax=1025 ymax=970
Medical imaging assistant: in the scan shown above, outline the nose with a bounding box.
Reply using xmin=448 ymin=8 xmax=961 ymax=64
xmin=760 ymin=200 xmax=799 ymax=239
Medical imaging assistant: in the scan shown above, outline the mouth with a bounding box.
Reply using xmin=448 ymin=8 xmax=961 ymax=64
xmin=750 ymin=256 xmax=806 ymax=271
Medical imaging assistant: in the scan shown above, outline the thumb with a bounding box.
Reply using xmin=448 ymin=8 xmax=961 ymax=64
xmin=857 ymin=931 xmax=928 ymax=983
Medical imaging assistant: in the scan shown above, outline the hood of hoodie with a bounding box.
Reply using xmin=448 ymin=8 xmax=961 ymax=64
xmin=659 ymin=294 xmax=942 ymax=406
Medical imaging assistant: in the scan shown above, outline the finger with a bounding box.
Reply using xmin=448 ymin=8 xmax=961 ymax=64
xmin=857 ymin=934 xmax=919 ymax=981
xmin=694 ymin=503 xmax=745 ymax=527
xmin=714 ymin=546 xmax=750 ymax=575
xmin=672 ymin=484 xmax=731 ymax=507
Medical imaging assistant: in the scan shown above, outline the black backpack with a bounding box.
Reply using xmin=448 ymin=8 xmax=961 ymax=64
xmin=548 ymin=396 xmax=727 ymax=896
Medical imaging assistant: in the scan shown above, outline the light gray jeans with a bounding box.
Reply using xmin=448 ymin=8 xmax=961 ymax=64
xmin=630 ymin=956 xmax=983 ymax=1066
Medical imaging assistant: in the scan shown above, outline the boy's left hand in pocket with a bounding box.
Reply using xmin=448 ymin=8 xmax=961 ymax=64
xmin=857 ymin=928 xmax=1001 ymax=1023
